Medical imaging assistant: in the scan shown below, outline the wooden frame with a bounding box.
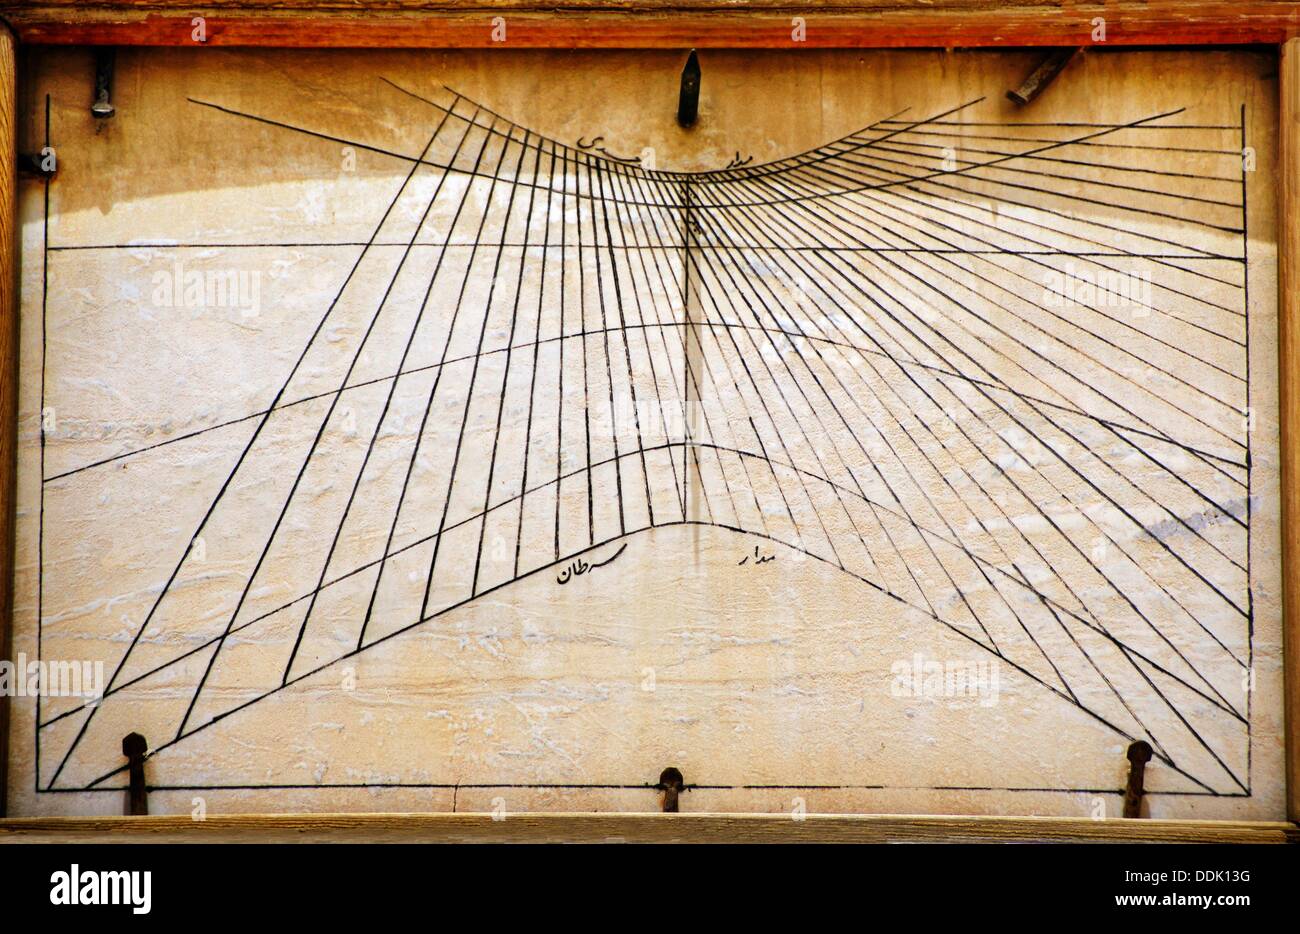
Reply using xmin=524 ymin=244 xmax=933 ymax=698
xmin=2 ymin=813 xmax=1298 ymax=843
xmin=0 ymin=2 xmax=1298 ymax=48
xmin=1278 ymin=31 xmax=1300 ymax=835
xmin=0 ymin=1 xmax=1297 ymax=842
xmin=0 ymin=21 xmax=14 ymax=827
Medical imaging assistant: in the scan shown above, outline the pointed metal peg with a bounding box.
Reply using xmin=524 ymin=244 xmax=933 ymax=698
xmin=1122 ymin=740 xmax=1153 ymax=818
xmin=1007 ymin=48 xmax=1079 ymax=106
xmin=92 ymin=48 xmax=116 ymax=119
xmin=658 ymin=766 xmax=685 ymax=812
xmin=677 ymin=50 xmax=700 ymax=128
xmin=122 ymin=732 xmax=149 ymax=815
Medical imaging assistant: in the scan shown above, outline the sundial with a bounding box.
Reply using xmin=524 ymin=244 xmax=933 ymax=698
xmin=6 ymin=46 xmax=1284 ymax=821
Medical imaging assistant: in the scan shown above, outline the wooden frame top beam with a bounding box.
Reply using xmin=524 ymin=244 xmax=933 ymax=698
xmin=0 ymin=2 xmax=1298 ymax=48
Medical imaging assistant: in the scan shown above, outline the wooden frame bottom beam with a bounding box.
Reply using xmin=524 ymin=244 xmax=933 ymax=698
xmin=2 ymin=814 xmax=1296 ymax=844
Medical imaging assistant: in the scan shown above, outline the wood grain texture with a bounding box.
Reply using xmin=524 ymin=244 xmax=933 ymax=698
xmin=6 ymin=1 xmax=1283 ymax=8
xmin=1 ymin=813 xmax=1297 ymax=843
xmin=1282 ymin=38 xmax=1300 ymax=825
xmin=0 ymin=25 xmax=15 ymax=821
xmin=0 ymin=2 xmax=1297 ymax=47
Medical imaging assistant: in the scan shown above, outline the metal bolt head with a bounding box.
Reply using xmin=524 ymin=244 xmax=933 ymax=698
xmin=122 ymin=732 xmax=147 ymax=758
xmin=1126 ymin=740 xmax=1153 ymax=764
